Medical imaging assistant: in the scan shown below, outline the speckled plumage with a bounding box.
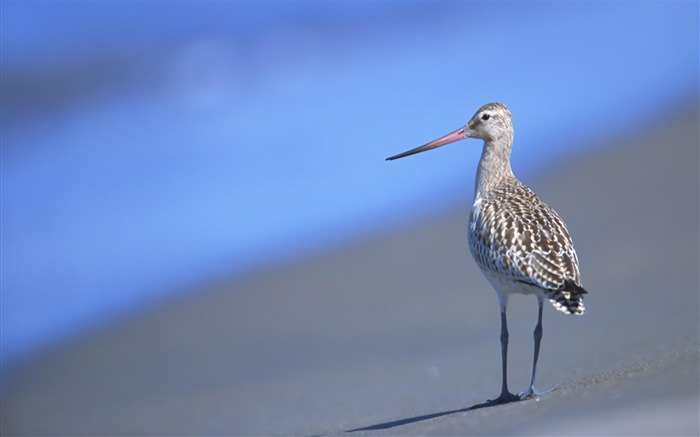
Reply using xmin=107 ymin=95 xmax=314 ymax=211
xmin=469 ymin=178 xmax=586 ymax=315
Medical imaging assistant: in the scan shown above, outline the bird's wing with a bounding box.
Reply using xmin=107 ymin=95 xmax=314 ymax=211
xmin=471 ymin=182 xmax=586 ymax=315
xmin=504 ymin=186 xmax=587 ymax=314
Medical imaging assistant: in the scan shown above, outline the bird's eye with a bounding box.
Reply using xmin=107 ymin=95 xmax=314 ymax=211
xmin=481 ymin=114 xmax=491 ymax=121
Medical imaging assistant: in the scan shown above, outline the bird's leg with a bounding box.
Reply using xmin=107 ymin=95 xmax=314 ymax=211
xmin=520 ymin=296 xmax=555 ymax=399
xmin=490 ymin=308 xmax=519 ymax=404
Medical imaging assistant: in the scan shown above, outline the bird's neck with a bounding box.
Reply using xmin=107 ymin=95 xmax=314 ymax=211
xmin=474 ymin=137 xmax=515 ymax=199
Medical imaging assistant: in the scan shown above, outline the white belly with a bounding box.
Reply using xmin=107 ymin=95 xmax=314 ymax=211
xmin=480 ymin=269 xmax=545 ymax=307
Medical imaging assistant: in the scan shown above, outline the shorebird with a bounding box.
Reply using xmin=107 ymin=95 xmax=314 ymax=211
xmin=387 ymin=102 xmax=587 ymax=404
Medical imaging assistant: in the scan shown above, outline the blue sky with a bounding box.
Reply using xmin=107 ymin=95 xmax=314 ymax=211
xmin=2 ymin=1 xmax=698 ymax=366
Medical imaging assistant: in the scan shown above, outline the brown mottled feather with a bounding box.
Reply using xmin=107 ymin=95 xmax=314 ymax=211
xmin=468 ymin=160 xmax=586 ymax=315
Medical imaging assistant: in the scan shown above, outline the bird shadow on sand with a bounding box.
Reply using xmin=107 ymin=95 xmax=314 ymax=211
xmin=345 ymin=398 xmax=516 ymax=432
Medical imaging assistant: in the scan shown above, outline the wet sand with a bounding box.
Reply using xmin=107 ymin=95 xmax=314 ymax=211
xmin=3 ymin=104 xmax=698 ymax=436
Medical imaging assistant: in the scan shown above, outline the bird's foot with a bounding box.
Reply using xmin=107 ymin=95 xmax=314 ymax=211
xmin=519 ymin=385 xmax=555 ymax=400
xmin=488 ymin=391 xmax=521 ymax=405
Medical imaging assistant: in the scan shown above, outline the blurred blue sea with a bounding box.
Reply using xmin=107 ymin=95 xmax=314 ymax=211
xmin=1 ymin=1 xmax=697 ymax=366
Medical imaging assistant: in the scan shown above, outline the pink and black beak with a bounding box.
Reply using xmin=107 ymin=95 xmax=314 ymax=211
xmin=386 ymin=126 xmax=470 ymax=161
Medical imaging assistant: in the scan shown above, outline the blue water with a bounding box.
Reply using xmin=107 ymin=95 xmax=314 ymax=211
xmin=2 ymin=1 xmax=697 ymax=366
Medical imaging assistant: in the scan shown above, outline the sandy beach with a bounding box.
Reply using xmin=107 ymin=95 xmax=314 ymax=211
xmin=3 ymin=102 xmax=698 ymax=436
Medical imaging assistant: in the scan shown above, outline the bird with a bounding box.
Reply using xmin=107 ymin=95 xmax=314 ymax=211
xmin=386 ymin=102 xmax=587 ymax=404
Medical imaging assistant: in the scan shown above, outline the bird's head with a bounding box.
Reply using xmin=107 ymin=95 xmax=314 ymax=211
xmin=386 ymin=102 xmax=513 ymax=161
xmin=466 ymin=102 xmax=513 ymax=142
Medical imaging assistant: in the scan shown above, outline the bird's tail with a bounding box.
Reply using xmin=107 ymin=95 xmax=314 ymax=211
xmin=548 ymin=280 xmax=587 ymax=315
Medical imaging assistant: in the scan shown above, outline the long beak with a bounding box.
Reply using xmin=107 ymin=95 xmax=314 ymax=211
xmin=386 ymin=126 xmax=469 ymax=161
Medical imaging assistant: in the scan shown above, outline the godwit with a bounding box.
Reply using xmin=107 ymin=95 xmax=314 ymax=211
xmin=387 ymin=102 xmax=587 ymax=404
